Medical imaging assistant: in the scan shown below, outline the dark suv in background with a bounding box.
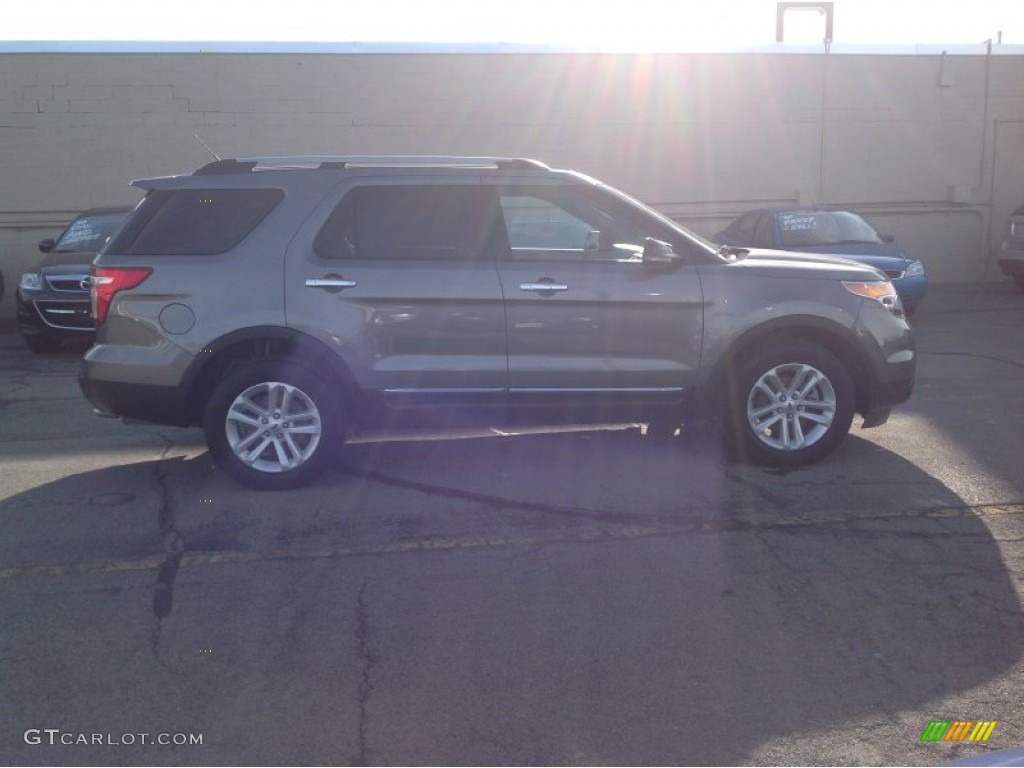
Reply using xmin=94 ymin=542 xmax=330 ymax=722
xmin=79 ymin=156 xmax=915 ymax=490
xmin=17 ymin=207 xmax=131 ymax=353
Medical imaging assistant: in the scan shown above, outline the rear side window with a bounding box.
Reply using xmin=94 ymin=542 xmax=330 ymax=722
xmin=314 ymin=185 xmax=485 ymax=260
xmin=106 ymin=189 xmax=283 ymax=256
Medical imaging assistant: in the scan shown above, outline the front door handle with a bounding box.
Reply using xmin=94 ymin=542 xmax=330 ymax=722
xmin=519 ymin=281 xmax=568 ymax=293
xmin=306 ymin=276 xmax=357 ymax=291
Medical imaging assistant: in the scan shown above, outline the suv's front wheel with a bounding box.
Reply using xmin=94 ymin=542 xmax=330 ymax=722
xmin=727 ymin=341 xmax=855 ymax=466
xmin=203 ymin=360 xmax=344 ymax=490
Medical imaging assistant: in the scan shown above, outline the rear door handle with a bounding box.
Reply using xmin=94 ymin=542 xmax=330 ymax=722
xmin=519 ymin=281 xmax=568 ymax=293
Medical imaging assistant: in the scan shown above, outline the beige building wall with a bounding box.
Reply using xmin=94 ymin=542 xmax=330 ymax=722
xmin=2 ymin=50 xmax=1024 ymax=312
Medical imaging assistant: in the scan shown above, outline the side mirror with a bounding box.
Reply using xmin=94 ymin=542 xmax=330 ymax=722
xmin=642 ymin=237 xmax=682 ymax=267
xmin=880 ymin=234 xmax=895 ymax=244
xmin=38 ymin=238 xmax=55 ymax=253
xmin=585 ymin=229 xmax=619 ymax=255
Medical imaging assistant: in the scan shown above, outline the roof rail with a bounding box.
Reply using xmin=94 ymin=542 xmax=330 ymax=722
xmin=193 ymin=156 xmax=550 ymax=175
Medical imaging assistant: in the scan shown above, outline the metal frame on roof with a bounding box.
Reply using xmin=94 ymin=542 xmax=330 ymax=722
xmin=193 ymin=156 xmax=550 ymax=175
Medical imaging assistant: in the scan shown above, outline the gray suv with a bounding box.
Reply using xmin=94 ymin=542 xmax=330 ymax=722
xmin=79 ymin=156 xmax=915 ymax=490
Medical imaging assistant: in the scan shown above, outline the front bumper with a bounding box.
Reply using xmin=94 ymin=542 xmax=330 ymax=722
xmin=852 ymin=301 xmax=916 ymax=427
xmin=16 ymin=288 xmax=95 ymax=339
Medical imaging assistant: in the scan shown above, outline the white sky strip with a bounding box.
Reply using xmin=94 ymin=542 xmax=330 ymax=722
xmin=1 ymin=0 xmax=1022 ymax=47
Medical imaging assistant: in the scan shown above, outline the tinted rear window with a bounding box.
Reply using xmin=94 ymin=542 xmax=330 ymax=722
xmin=107 ymin=189 xmax=283 ymax=256
xmin=314 ymin=185 xmax=485 ymax=260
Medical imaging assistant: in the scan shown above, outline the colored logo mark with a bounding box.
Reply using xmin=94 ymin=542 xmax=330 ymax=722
xmin=920 ymin=721 xmax=997 ymax=742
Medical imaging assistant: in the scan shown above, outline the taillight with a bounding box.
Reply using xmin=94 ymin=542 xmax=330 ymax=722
xmin=90 ymin=267 xmax=152 ymax=325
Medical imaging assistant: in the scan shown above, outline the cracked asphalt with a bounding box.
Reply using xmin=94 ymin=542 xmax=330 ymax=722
xmin=0 ymin=284 xmax=1022 ymax=766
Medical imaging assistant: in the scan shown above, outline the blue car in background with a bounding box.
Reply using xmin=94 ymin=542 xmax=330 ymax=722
xmin=714 ymin=208 xmax=928 ymax=316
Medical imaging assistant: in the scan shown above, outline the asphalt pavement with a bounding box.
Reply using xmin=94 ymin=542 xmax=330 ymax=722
xmin=0 ymin=284 xmax=1022 ymax=766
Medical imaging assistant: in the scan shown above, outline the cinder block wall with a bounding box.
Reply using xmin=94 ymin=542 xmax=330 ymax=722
xmin=2 ymin=51 xmax=1024 ymax=312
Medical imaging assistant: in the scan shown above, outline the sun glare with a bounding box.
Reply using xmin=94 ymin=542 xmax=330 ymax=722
xmin=1 ymin=0 xmax=1021 ymax=47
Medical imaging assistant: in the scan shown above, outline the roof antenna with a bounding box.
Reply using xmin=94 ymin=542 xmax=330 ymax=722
xmin=195 ymin=132 xmax=220 ymax=161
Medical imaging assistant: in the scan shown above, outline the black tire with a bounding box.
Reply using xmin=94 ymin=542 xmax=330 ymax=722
xmin=203 ymin=359 xmax=345 ymax=490
xmin=724 ymin=341 xmax=855 ymax=467
xmin=24 ymin=334 xmax=62 ymax=354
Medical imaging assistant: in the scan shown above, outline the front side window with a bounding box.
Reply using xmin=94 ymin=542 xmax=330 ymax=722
xmin=496 ymin=186 xmax=652 ymax=263
xmin=106 ymin=189 xmax=283 ymax=256
xmin=315 ymin=185 xmax=485 ymax=260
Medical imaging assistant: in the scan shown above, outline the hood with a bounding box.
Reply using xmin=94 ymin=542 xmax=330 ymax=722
xmin=784 ymin=242 xmax=914 ymax=271
xmin=736 ymin=248 xmax=887 ymax=279
xmin=34 ymin=251 xmax=99 ymax=271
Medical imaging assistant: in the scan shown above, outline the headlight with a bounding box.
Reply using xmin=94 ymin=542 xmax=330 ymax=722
xmin=843 ymin=280 xmax=902 ymax=314
xmin=904 ymin=260 xmax=925 ymax=278
xmin=19 ymin=273 xmax=42 ymax=291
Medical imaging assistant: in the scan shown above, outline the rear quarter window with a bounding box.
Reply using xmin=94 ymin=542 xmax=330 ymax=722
xmin=106 ymin=189 xmax=283 ymax=256
xmin=313 ymin=185 xmax=485 ymax=261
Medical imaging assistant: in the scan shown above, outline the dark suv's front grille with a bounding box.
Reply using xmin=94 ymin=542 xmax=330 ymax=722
xmin=44 ymin=274 xmax=90 ymax=293
xmin=34 ymin=300 xmax=93 ymax=330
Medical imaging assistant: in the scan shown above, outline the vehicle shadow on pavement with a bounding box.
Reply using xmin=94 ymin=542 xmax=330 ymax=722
xmin=0 ymin=429 xmax=1020 ymax=766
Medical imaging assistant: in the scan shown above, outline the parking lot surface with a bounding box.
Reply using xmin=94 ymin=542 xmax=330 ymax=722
xmin=1 ymin=284 xmax=1022 ymax=766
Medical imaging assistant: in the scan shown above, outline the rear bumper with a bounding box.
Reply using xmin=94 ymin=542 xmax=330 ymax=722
xmin=79 ymin=341 xmax=195 ymax=427
xmin=79 ymin=376 xmax=190 ymax=427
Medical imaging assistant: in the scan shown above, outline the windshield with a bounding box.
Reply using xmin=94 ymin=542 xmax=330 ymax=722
xmin=777 ymin=211 xmax=883 ymax=248
xmin=54 ymin=212 xmax=129 ymax=253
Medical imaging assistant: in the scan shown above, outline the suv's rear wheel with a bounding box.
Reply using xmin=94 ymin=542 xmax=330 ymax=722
xmin=203 ymin=360 xmax=344 ymax=490
xmin=727 ymin=341 xmax=854 ymax=466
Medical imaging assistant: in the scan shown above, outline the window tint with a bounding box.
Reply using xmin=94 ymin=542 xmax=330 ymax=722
xmin=496 ymin=186 xmax=649 ymax=263
xmin=722 ymin=213 xmax=759 ymax=245
xmin=54 ymin=212 xmax=128 ymax=253
xmin=107 ymin=189 xmax=282 ymax=256
xmin=315 ymin=185 xmax=482 ymax=260
xmin=752 ymin=215 xmax=776 ymax=248
xmin=503 ymin=196 xmax=594 ymax=251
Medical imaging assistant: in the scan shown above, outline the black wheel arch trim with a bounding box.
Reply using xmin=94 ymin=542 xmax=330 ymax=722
xmin=180 ymin=325 xmax=359 ymax=426
xmin=697 ymin=315 xmax=877 ymax=416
